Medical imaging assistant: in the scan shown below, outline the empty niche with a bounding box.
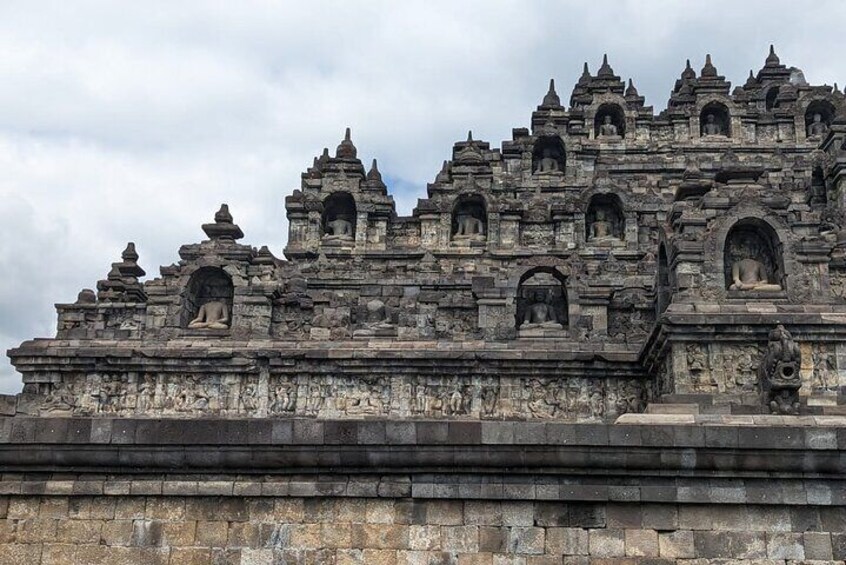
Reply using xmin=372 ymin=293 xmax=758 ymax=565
xmin=321 ymin=192 xmax=356 ymax=242
xmin=182 ymin=266 xmax=234 ymax=329
xmin=532 ymin=136 xmax=565 ymax=174
xmin=805 ymin=100 xmax=835 ymax=138
xmin=516 ymin=267 xmax=568 ymax=330
xmin=595 ymin=104 xmax=625 ymax=138
xmin=810 ymin=166 xmax=826 ymax=205
xmin=764 ymin=85 xmax=780 ymax=111
xmin=724 ymin=219 xmax=784 ymax=292
xmin=585 ymin=194 xmax=624 ymax=242
xmin=700 ymin=102 xmax=730 ymax=137
xmin=451 ymin=194 xmax=487 ymax=242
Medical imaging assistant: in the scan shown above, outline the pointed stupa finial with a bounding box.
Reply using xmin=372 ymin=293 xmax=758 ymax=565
xmin=625 ymin=78 xmax=639 ymax=97
xmin=335 ymin=127 xmax=357 ymax=159
xmin=681 ymin=59 xmax=695 ymax=80
xmin=122 ymin=242 xmax=139 ymax=263
xmin=366 ymin=158 xmax=383 ymax=184
xmin=203 ymin=203 xmax=244 ymax=240
xmin=766 ymin=44 xmax=780 ymax=66
xmin=541 ymin=78 xmax=561 ymax=107
xmin=467 ymin=130 xmax=473 ymax=142
xmin=701 ymin=54 xmax=717 ymax=77
xmin=578 ymin=62 xmax=590 ymax=84
xmin=598 ymin=53 xmax=614 ymax=77
xmin=745 ymin=69 xmax=756 ymax=87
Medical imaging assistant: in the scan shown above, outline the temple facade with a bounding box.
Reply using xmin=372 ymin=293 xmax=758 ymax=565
xmin=1 ymin=49 xmax=845 ymax=564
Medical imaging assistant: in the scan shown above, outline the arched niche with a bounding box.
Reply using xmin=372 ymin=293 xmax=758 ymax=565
xmin=805 ymin=100 xmax=835 ymax=138
xmin=585 ymin=193 xmax=625 ymax=243
xmin=594 ymin=103 xmax=625 ymax=138
xmin=764 ymin=85 xmax=780 ymax=111
xmin=182 ymin=266 xmax=234 ymax=329
xmin=656 ymin=244 xmax=671 ymax=317
xmin=532 ymin=136 xmax=565 ymax=174
xmin=516 ymin=267 xmax=568 ymax=330
xmin=723 ymin=219 xmax=784 ymax=293
xmin=321 ymin=192 xmax=357 ymax=242
xmin=451 ymin=194 xmax=487 ymax=242
xmin=810 ymin=166 xmax=826 ymax=205
xmin=700 ymin=102 xmax=730 ymax=137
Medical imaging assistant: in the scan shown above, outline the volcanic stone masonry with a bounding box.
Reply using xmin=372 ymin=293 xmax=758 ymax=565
xmin=1 ymin=49 xmax=846 ymax=564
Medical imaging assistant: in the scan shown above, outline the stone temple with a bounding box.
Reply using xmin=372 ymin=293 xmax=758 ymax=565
xmin=1 ymin=49 xmax=845 ymax=563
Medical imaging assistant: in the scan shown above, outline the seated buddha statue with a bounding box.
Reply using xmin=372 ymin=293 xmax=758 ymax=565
xmin=188 ymin=299 xmax=230 ymax=329
xmin=589 ymin=209 xmax=616 ymax=241
xmin=598 ymin=115 xmax=619 ymax=137
xmin=729 ymin=258 xmax=782 ymax=292
xmin=453 ymin=214 xmax=485 ymax=241
xmin=323 ymin=217 xmax=354 ymax=241
xmin=807 ymin=113 xmax=828 ymax=138
xmin=702 ymin=113 xmax=724 ymax=136
xmin=520 ymin=290 xmax=563 ymax=330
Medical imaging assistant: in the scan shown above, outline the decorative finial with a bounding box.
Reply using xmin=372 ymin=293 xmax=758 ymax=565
xmin=335 ymin=127 xmax=358 ymax=159
xmin=121 ymin=242 xmax=139 ymax=263
xmin=625 ymin=78 xmax=639 ymax=97
xmin=366 ymin=158 xmax=384 ymax=185
xmin=435 ymin=160 xmax=450 ymax=183
xmin=766 ymin=44 xmax=780 ymax=66
xmin=541 ymin=78 xmax=561 ymax=107
xmin=467 ymin=130 xmax=473 ymax=142
xmin=598 ymin=53 xmax=614 ymax=77
xmin=701 ymin=54 xmax=717 ymax=77
xmin=215 ymin=203 xmax=233 ymax=224
xmin=681 ymin=59 xmax=695 ymax=80
xmin=203 ymin=203 xmax=244 ymax=241
xmin=744 ymin=69 xmax=756 ymax=87
xmin=578 ymin=62 xmax=590 ymax=84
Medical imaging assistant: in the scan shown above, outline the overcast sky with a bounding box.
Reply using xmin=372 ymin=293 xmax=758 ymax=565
xmin=0 ymin=1 xmax=844 ymax=394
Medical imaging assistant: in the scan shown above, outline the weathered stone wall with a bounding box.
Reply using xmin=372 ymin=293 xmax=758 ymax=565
xmin=2 ymin=495 xmax=845 ymax=564
xmin=0 ymin=416 xmax=844 ymax=564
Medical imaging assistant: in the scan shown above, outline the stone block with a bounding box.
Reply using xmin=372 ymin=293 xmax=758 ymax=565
xmin=766 ymin=532 xmax=804 ymax=559
xmin=658 ymin=530 xmax=694 ymax=558
xmin=588 ymin=528 xmax=625 ymax=557
xmin=508 ymin=526 xmax=544 ymax=555
xmin=545 ymin=527 xmax=588 ymax=555
xmin=625 ymin=528 xmax=659 ymax=557
xmin=803 ymin=532 xmax=833 ymax=560
xmin=442 ymin=525 xmax=480 ymax=553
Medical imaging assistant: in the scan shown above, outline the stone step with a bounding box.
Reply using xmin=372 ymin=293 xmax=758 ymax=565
xmin=646 ymin=403 xmax=700 ymax=415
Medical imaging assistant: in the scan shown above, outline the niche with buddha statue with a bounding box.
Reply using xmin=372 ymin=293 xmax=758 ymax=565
xmin=594 ymin=104 xmax=625 ymax=139
xmin=515 ymin=267 xmax=568 ymax=336
xmin=585 ymin=194 xmax=624 ymax=244
xmin=451 ymin=194 xmax=487 ymax=243
xmin=805 ymin=100 xmax=835 ymax=139
xmin=532 ymin=136 xmax=566 ymax=175
xmin=723 ymin=220 xmax=784 ymax=294
xmin=182 ymin=266 xmax=234 ymax=330
xmin=700 ymin=102 xmax=731 ymax=137
xmin=321 ymin=191 xmax=357 ymax=244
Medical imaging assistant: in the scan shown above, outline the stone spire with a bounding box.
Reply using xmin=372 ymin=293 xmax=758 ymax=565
xmin=202 ymin=204 xmax=245 ymax=241
xmin=624 ymin=78 xmax=645 ymax=107
xmin=744 ymin=69 xmax=756 ymax=88
xmin=682 ymin=59 xmax=696 ymax=80
xmin=625 ymin=79 xmax=638 ymax=98
xmin=335 ymin=127 xmax=358 ymax=159
xmin=701 ymin=54 xmax=717 ymax=78
xmin=467 ymin=130 xmax=473 ymax=142
xmin=96 ymin=242 xmax=147 ymax=302
xmin=365 ymin=159 xmax=386 ymax=190
xmin=765 ymin=44 xmax=780 ymax=67
xmin=579 ymin=62 xmax=590 ymax=84
xmin=541 ymin=79 xmax=561 ymax=107
xmin=597 ymin=54 xmax=614 ymax=78
xmin=435 ymin=160 xmax=451 ymax=184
